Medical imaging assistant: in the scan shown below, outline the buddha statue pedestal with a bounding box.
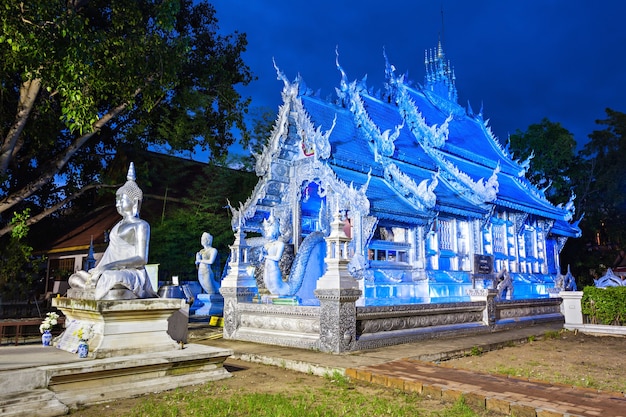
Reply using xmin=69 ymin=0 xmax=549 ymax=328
xmin=45 ymin=296 xmax=233 ymax=409
xmin=52 ymin=297 xmax=185 ymax=359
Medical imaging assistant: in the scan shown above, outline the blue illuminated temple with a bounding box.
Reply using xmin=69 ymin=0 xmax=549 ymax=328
xmin=231 ymin=41 xmax=581 ymax=306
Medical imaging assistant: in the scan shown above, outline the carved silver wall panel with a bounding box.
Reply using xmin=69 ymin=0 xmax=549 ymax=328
xmin=496 ymin=299 xmax=561 ymax=320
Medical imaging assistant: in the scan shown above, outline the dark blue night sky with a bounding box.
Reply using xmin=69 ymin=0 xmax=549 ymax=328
xmin=213 ymin=0 xmax=626 ymax=150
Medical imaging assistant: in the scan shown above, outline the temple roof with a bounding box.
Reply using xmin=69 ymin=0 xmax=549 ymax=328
xmin=301 ymin=95 xmax=488 ymax=222
xmin=247 ymin=46 xmax=580 ymax=238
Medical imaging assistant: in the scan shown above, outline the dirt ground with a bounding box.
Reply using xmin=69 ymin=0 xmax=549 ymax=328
xmin=444 ymin=329 xmax=626 ymax=394
xmin=68 ymin=329 xmax=626 ymax=416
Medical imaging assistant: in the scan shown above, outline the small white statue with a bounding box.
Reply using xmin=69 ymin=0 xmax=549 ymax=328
xmin=496 ymin=267 xmax=514 ymax=300
xmin=196 ymin=232 xmax=218 ymax=294
xmin=260 ymin=213 xmax=289 ymax=295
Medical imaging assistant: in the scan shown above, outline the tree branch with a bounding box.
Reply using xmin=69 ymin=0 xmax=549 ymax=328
xmin=0 ymin=183 xmax=120 ymax=238
xmin=0 ymin=78 xmax=42 ymax=174
xmin=0 ymin=89 xmax=140 ymax=216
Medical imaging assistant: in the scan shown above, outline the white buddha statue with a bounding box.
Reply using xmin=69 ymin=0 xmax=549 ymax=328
xmin=68 ymin=163 xmax=157 ymax=300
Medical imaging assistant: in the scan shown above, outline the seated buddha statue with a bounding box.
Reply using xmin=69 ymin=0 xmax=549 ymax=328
xmin=68 ymin=163 xmax=157 ymax=300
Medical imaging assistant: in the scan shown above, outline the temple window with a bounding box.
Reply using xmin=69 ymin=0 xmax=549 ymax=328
xmin=482 ymin=225 xmax=493 ymax=254
xmin=368 ymin=244 xmax=410 ymax=264
xmin=437 ymin=219 xmax=454 ymax=252
xmin=368 ymin=225 xmax=411 ymax=265
xmin=524 ymin=228 xmax=536 ymax=260
xmin=49 ymin=257 xmax=76 ymax=275
xmin=492 ymin=222 xmax=506 ymax=257
xmin=456 ymin=221 xmax=469 ymax=255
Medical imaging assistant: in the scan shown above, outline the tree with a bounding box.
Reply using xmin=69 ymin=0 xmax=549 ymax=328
xmin=578 ymin=108 xmax=626 ymax=247
xmin=0 ymin=210 xmax=45 ymax=300
xmin=0 ymin=0 xmax=253 ymax=238
xmin=149 ymin=163 xmax=257 ymax=281
xmin=552 ymin=108 xmax=626 ymax=286
xmin=225 ymin=105 xmax=277 ymax=171
xmin=508 ymin=118 xmax=578 ymax=205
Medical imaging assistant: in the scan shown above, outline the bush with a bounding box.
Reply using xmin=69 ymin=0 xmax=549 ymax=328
xmin=581 ymin=286 xmax=626 ymax=325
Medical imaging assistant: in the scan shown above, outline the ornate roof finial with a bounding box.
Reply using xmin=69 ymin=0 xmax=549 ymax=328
xmin=335 ymin=45 xmax=349 ymax=92
xmin=424 ymin=41 xmax=457 ymax=103
xmin=273 ymin=57 xmax=289 ymax=87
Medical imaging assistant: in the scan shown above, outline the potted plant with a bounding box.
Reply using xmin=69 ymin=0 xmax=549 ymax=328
xmin=39 ymin=312 xmax=59 ymax=346
xmin=73 ymin=325 xmax=93 ymax=358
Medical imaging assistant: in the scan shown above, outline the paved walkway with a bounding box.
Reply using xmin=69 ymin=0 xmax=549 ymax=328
xmin=192 ymin=322 xmax=626 ymax=417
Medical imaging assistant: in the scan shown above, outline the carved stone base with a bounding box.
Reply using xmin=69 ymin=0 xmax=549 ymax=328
xmin=66 ymin=287 xmax=138 ymax=300
xmin=52 ymin=297 xmax=186 ymax=358
xmin=315 ymin=288 xmax=362 ymax=353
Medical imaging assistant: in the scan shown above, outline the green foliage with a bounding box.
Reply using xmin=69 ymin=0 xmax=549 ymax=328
xmin=226 ymin=105 xmax=276 ymax=171
xmin=578 ymin=109 xmax=626 ymax=247
xmin=323 ymin=370 xmax=351 ymax=388
xmin=121 ymin=378 xmax=490 ymax=417
xmin=581 ymin=286 xmax=626 ymax=325
xmin=0 ymin=0 xmax=253 ymax=236
xmin=468 ymin=346 xmax=483 ymax=357
xmin=431 ymin=397 xmax=487 ymax=417
xmin=10 ymin=209 xmax=31 ymax=240
xmin=0 ymin=209 xmax=45 ymax=299
xmin=148 ymin=163 xmax=257 ymax=282
xmin=492 ymin=365 xmax=525 ymax=378
xmin=542 ymin=330 xmax=561 ymax=340
xmin=517 ymin=109 xmax=626 ymax=283
xmin=509 ymin=118 xmax=577 ymax=205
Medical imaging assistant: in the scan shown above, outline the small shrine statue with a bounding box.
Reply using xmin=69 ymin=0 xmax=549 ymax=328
xmin=496 ymin=267 xmax=514 ymax=300
xmin=260 ymin=213 xmax=289 ymax=295
xmin=196 ymin=232 xmax=219 ymax=294
xmin=556 ymin=265 xmax=577 ymax=291
xmin=68 ymin=163 xmax=157 ymax=300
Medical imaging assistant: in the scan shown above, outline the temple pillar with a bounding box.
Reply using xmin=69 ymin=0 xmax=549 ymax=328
xmin=219 ymin=227 xmax=258 ymax=338
xmin=560 ymin=291 xmax=583 ymax=325
xmin=468 ymin=288 xmax=498 ymax=326
xmin=314 ymin=210 xmax=362 ymax=353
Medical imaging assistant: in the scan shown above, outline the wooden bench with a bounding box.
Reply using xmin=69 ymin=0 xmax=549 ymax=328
xmin=0 ymin=317 xmax=65 ymax=346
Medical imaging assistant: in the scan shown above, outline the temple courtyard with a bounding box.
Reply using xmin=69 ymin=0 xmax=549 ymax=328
xmin=3 ymin=322 xmax=625 ymax=417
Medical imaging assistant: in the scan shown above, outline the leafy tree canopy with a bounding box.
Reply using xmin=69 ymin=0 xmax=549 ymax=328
xmin=0 ymin=209 xmax=45 ymax=299
xmin=508 ymin=118 xmax=577 ymax=205
xmin=577 ymin=108 xmax=626 ymax=247
xmin=0 ymin=0 xmax=253 ymax=238
xmin=148 ymin=163 xmax=257 ymax=282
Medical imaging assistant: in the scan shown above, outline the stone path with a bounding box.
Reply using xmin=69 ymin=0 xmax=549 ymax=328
xmin=347 ymin=359 xmax=626 ymax=417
